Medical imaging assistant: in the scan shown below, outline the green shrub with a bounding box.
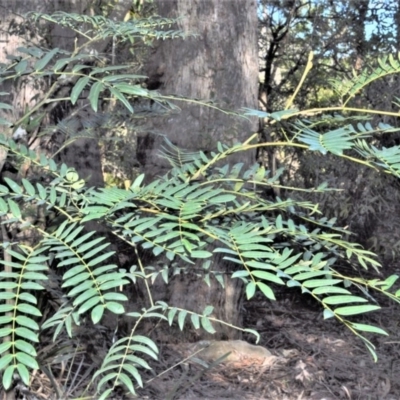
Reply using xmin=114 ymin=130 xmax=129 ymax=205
xmin=0 ymin=11 xmax=399 ymax=399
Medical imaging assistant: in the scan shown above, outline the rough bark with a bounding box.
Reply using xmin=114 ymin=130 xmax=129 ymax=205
xmin=0 ymin=0 xmax=134 ymax=189
xmin=141 ymin=0 xmax=259 ymax=179
xmin=46 ymin=0 xmax=134 ymax=187
xmin=141 ymin=0 xmax=259 ymax=339
xmin=351 ymin=0 xmax=369 ymax=72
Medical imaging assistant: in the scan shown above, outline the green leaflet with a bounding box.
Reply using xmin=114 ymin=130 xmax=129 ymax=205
xmin=191 ymin=313 xmax=200 ymax=329
xmin=322 ymin=295 xmax=368 ymax=305
xmin=191 ymin=250 xmax=212 ymax=258
xmin=251 ymin=270 xmax=284 ymax=285
xmin=351 ymin=323 xmax=387 ymax=336
xmin=334 ymin=305 xmax=380 ymax=316
xmin=257 ymin=282 xmax=276 ymax=300
xmin=89 ymin=81 xmax=104 ymax=112
xmin=105 ymin=302 xmax=125 ymax=314
xmin=71 ymin=76 xmax=90 ymax=104
xmin=201 ymin=316 xmax=216 ymax=333
xmin=178 ymin=310 xmax=187 ymax=330
xmin=246 ymin=281 xmax=256 ymax=299
xmin=33 ymin=47 xmax=59 ymax=71
xmin=110 ymin=87 xmax=133 ymax=112
xmin=302 ymin=279 xmax=343 ymax=288
xmin=313 ymin=286 xmax=351 ymax=295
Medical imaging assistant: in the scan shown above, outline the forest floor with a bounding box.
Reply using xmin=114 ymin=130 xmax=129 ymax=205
xmin=136 ymin=279 xmax=400 ymax=400
xmin=20 ymin=268 xmax=400 ymax=400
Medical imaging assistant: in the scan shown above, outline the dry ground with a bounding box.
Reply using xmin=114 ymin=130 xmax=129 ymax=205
xmin=133 ymin=294 xmax=400 ymax=400
xmin=14 ymin=276 xmax=400 ymax=400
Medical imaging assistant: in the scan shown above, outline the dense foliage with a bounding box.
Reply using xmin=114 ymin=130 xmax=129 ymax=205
xmin=0 ymin=6 xmax=399 ymax=399
xmin=259 ymin=0 xmax=400 ymax=259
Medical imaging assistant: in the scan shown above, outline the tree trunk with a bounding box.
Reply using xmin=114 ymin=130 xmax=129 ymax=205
xmin=141 ymin=0 xmax=259 ymax=339
xmin=0 ymin=0 xmax=107 ymax=187
xmin=351 ymin=0 xmax=368 ymax=72
xmin=46 ymin=0 xmax=131 ymax=188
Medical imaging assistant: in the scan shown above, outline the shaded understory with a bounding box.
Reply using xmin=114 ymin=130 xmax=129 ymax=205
xmin=11 ymin=267 xmax=400 ymax=400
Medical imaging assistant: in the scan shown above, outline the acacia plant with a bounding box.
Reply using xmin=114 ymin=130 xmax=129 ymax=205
xmin=0 ymin=10 xmax=399 ymax=400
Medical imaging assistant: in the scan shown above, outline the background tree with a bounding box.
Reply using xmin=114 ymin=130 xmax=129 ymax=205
xmin=1 ymin=1 xmax=400 ymax=399
xmin=137 ymin=0 xmax=259 ymax=338
xmin=258 ymin=0 xmax=400 ymax=260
